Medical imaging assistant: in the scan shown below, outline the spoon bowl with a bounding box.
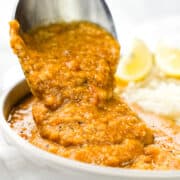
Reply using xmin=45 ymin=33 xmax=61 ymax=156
xmin=14 ymin=0 xmax=117 ymax=38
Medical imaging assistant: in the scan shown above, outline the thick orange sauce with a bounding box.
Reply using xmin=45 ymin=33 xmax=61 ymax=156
xmin=9 ymin=96 xmax=180 ymax=169
xmin=8 ymin=20 xmax=179 ymax=169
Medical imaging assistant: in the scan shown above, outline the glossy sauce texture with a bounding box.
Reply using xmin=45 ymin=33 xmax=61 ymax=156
xmin=10 ymin=20 xmax=154 ymax=167
xmin=9 ymin=96 xmax=180 ymax=169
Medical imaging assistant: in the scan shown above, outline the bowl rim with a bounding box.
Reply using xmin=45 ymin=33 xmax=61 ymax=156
xmin=0 ymin=78 xmax=180 ymax=178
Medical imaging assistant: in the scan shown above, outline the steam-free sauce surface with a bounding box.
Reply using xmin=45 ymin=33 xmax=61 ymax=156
xmin=8 ymin=20 xmax=178 ymax=169
xmin=9 ymin=95 xmax=180 ymax=169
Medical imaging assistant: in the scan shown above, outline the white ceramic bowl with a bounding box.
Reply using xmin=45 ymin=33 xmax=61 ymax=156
xmin=0 ymin=78 xmax=180 ymax=180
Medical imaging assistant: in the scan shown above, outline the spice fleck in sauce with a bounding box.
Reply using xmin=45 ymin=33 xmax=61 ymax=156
xmin=9 ymin=95 xmax=180 ymax=169
xmin=8 ymin=20 xmax=180 ymax=169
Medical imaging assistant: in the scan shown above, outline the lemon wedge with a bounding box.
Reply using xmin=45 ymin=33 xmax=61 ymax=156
xmin=155 ymin=45 xmax=180 ymax=77
xmin=115 ymin=39 xmax=153 ymax=82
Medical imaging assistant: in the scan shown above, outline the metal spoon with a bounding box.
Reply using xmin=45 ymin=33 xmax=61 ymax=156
xmin=13 ymin=0 xmax=117 ymax=38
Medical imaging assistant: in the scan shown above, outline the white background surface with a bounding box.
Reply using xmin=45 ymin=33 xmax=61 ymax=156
xmin=0 ymin=0 xmax=180 ymax=179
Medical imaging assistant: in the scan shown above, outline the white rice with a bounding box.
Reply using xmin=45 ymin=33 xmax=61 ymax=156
xmin=121 ymin=78 xmax=180 ymax=125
